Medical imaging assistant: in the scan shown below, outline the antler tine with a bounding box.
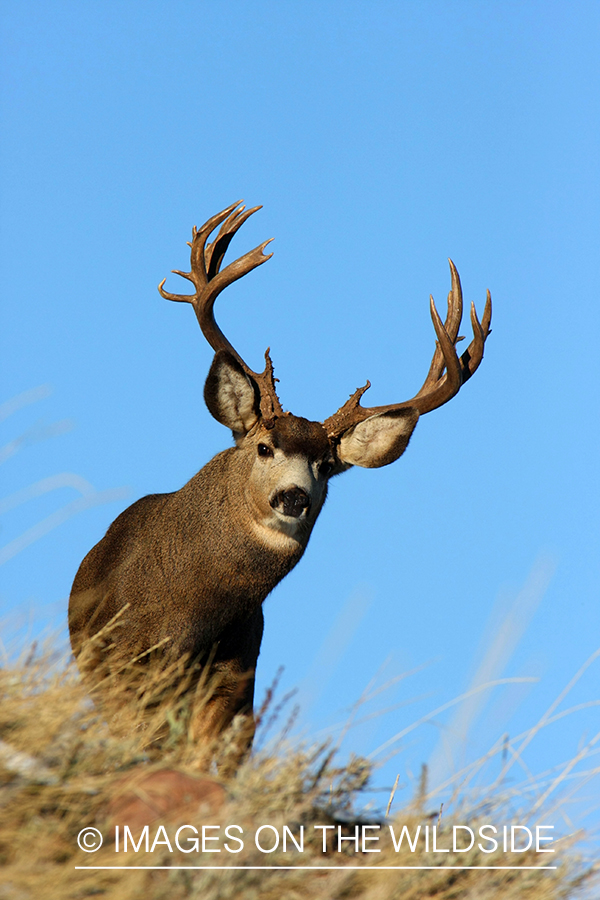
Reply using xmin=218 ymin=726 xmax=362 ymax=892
xmin=458 ymin=290 xmax=492 ymax=383
xmin=323 ymin=264 xmax=492 ymax=439
xmin=414 ymin=259 xmax=464 ymax=398
xmin=403 ymin=293 xmax=463 ymax=414
xmin=158 ymin=202 xmax=282 ymax=419
xmin=158 ymin=200 xmax=243 ymax=304
xmin=205 ymin=204 xmax=263 ymax=280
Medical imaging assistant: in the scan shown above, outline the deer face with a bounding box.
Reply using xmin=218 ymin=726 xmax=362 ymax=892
xmin=205 ymin=352 xmax=334 ymax=544
xmin=243 ymin=416 xmax=333 ymax=541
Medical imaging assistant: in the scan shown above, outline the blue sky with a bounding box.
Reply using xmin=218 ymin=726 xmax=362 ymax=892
xmin=2 ymin=2 xmax=599 ymax=831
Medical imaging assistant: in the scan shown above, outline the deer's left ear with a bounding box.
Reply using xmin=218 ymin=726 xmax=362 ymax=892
xmin=337 ymin=408 xmax=419 ymax=468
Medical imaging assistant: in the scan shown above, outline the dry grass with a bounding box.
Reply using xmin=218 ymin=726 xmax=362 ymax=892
xmin=0 ymin=645 xmax=596 ymax=900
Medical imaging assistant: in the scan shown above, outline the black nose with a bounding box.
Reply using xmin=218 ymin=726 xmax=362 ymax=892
xmin=270 ymin=487 xmax=311 ymax=518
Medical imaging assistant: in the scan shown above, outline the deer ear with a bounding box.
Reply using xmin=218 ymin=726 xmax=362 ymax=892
xmin=204 ymin=350 xmax=260 ymax=434
xmin=337 ymin=408 xmax=419 ymax=468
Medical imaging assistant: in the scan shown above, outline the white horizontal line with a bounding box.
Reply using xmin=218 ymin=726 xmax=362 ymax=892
xmin=75 ymin=865 xmax=557 ymax=871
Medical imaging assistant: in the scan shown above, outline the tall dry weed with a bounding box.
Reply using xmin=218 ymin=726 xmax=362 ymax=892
xmin=0 ymin=645 xmax=596 ymax=900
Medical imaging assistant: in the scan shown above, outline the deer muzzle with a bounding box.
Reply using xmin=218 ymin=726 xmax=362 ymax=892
xmin=270 ymin=487 xmax=311 ymax=519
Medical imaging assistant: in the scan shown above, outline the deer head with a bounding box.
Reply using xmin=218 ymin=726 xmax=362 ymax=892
xmin=158 ymin=201 xmax=491 ymax=548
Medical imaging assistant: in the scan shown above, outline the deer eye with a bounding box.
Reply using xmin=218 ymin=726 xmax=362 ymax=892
xmin=319 ymin=460 xmax=334 ymax=477
xmin=257 ymin=443 xmax=274 ymax=458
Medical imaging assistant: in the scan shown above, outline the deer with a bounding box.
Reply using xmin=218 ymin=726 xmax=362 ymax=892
xmin=68 ymin=200 xmax=491 ymax=759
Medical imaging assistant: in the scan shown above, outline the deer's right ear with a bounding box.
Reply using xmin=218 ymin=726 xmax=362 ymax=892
xmin=204 ymin=350 xmax=260 ymax=435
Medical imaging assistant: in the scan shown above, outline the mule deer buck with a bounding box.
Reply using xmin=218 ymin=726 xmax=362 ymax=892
xmin=69 ymin=200 xmax=491 ymax=755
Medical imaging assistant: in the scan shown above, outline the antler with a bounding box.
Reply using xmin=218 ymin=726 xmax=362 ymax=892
xmin=323 ymin=261 xmax=492 ymax=439
xmin=158 ymin=201 xmax=283 ymax=420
